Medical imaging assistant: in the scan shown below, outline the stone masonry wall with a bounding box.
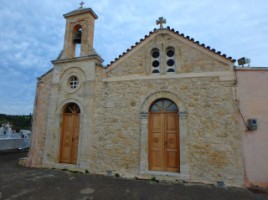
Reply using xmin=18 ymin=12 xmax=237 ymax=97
xmin=91 ymin=75 xmax=243 ymax=186
xmin=41 ymin=58 xmax=98 ymax=168
xmin=23 ymin=71 xmax=52 ymax=167
xmin=91 ymin=31 xmax=243 ymax=186
xmin=23 ymin=29 xmax=243 ymax=187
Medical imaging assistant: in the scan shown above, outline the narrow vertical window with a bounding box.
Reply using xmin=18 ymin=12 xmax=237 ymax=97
xmin=73 ymin=25 xmax=82 ymax=58
xmin=151 ymin=48 xmax=160 ymax=74
xmin=75 ymin=43 xmax=81 ymax=57
xmin=166 ymin=47 xmax=175 ymax=73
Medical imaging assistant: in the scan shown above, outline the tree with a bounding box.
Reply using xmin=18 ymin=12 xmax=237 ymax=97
xmin=0 ymin=114 xmax=32 ymax=132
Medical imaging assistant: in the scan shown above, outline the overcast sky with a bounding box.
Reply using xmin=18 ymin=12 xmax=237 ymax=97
xmin=0 ymin=0 xmax=267 ymax=115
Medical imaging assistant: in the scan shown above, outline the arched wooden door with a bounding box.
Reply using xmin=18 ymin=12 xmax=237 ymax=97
xmin=149 ymin=99 xmax=180 ymax=172
xmin=60 ymin=103 xmax=80 ymax=164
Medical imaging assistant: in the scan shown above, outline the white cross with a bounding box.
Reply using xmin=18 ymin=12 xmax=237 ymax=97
xmin=156 ymin=17 xmax=166 ymax=29
xmin=80 ymin=1 xmax=85 ymax=8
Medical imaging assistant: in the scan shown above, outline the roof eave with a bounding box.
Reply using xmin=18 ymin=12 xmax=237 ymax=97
xmin=63 ymin=8 xmax=98 ymax=19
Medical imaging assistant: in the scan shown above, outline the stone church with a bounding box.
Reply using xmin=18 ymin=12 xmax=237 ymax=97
xmin=22 ymin=5 xmax=244 ymax=187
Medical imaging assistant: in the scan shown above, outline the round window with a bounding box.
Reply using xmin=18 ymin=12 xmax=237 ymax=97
xmin=167 ymin=49 xmax=175 ymax=57
xmin=152 ymin=50 xmax=160 ymax=58
xmin=167 ymin=68 xmax=175 ymax=72
xmin=152 ymin=60 xmax=160 ymax=67
xmin=167 ymin=59 xmax=175 ymax=66
xmin=68 ymin=76 xmax=79 ymax=89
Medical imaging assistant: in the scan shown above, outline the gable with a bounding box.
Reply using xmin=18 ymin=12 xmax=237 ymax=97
xmin=106 ymin=28 xmax=235 ymax=77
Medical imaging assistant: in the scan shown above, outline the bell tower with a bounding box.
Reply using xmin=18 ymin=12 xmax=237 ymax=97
xmin=61 ymin=2 xmax=98 ymax=59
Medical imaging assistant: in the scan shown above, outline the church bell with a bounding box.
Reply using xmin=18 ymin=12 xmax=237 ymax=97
xmin=73 ymin=30 xmax=82 ymax=44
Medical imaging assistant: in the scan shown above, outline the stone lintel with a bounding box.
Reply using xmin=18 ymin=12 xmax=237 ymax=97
xmin=52 ymin=54 xmax=104 ymax=65
xmin=103 ymin=71 xmax=235 ymax=82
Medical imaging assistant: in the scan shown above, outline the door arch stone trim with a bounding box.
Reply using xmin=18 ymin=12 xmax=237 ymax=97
xmin=140 ymin=91 xmax=186 ymax=114
xmin=60 ymin=102 xmax=81 ymax=164
xmin=139 ymin=91 xmax=189 ymax=178
xmin=55 ymin=99 xmax=84 ymax=166
xmin=56 ymin=98 xmax=84 ymax=114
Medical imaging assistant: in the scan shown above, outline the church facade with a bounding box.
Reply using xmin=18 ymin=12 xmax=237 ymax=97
xmin=23 ymin=6 xmax=244 ymax=187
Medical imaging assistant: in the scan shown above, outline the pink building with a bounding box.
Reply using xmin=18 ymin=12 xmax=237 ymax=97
xmin=237 ymin=67 xmax=268 ymax=188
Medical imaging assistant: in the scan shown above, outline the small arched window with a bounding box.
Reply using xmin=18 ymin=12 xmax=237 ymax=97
xmin=72 ymin=25 xmax=82 ymax=58
xmin=64 ymin=103 xmax=80 ymax=114
xmin=150 ymin=98 xmax=178 ymax=113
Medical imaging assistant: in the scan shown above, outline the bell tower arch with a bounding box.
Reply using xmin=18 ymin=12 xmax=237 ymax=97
xmin=62 ymin=3 xmax=98 ymax=59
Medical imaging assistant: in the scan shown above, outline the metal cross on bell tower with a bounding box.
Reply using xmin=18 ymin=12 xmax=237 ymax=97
xmin=156 ymin=17 xmax=166 ymax=29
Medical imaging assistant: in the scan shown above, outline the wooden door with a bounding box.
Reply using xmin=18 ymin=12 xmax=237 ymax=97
xmin=164 ymin=113 xmax=179 ymax=172
xmin=149 ymin=113 xmax=163 ymax=171
xmin=149 ymin=99 xmax=179 ymax=172
xmin=60 ymin=103 xmax=80 ymax=164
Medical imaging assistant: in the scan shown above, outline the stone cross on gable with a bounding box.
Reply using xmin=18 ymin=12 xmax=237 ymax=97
xmin=80 ymin=1 xmax=85 ymax=8
xmin=156 ymin=17 xmax=166 ymax=29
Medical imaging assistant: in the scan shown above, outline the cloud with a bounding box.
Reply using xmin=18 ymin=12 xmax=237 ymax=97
xmin=0 ymin=0 xmax=268 ymax=114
